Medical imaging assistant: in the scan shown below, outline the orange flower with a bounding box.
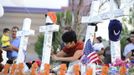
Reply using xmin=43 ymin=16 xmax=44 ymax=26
xmin=47 ymin=12 xmax=57 ymax=24
xmin=119 ymin=65 xmax=126 ymax=75
xmin=44 ymin=64 xmax=50 ymax=75
xmin=59 ymin=64 xmax=67 ymax=75
xmin=101 ymin=65 xmax=109 ymax=75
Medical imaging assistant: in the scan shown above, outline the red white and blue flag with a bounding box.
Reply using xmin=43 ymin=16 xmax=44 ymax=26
xmin=87 ymin=51 xmax=101 ymax=64
xmin=81 ymin=39 xmax=101 ymax=64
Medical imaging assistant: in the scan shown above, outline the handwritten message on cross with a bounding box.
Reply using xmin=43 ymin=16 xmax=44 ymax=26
xmin=16 ymin=18 xmax=35 ymax=64
xmin=39 ymin=16 xmax=59 ymax=71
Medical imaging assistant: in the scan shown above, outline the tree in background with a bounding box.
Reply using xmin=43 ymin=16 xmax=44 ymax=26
xmin=128 ymin=4 xmax=134 ymax=30
xmin=120 ymin=17 xmax=130 ymax=58
xmin=69 ymin=0 xmax=92 ymax=38
xmin=34 ymin=34 xmax=44 ymax=59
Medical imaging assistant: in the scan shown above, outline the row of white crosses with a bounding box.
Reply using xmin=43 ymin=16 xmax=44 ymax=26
xmin=1 ymin=0 xmax=133 ymax=74
xmin=16 ymin=16 xmax=59 ymax=71
xmin=80 ymin=0 xmax=126 ymax=75
xmin=82 ymin=0 xmax=124 ymax=64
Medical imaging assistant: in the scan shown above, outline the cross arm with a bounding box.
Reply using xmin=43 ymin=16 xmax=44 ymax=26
xmin=17 ymin=30 xmax=35 ymax=36
xmin=81 ymin=9 xmax=125 ymax=23
xmin=39 ymin=25 xmax=59 ymax=32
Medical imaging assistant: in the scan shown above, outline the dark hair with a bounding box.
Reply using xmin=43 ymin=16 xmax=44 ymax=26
xmin=126 ymin=37 xmax=131 ymax=43
xmin=96 ymin=36 xmax=102 ymax=43
xmin=12 ymin=26 xmax=19 ymax=30
xmin=62 ymin=31 xmax=77 ymax=43
xmin=3 ymin=28 xmax=10 ymax=33
xmin=130 ymin=31 xmax=134 ymax=35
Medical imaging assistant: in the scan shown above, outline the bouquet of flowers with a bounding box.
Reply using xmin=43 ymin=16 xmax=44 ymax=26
xmin=109 ymin=58 xmax=127 ymax=75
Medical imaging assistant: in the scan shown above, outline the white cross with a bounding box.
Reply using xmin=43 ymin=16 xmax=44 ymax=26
xmin=81 ymin=9 xmax=124 ymax=24
xmin=1 ymin=50 xmax=8 ymax=65
xmin=80 ymin=0 xmax=127 ymax=74
xmin=16 ymin=18 xmax=35 ymax=64
xmin=39 ymin=16 xmax=59 ymax=71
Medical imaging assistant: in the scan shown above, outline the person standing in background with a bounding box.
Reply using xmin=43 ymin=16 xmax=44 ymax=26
xmin=1 ymin=28 xmax=11 ymax=48
xmin=3 ymin=26 xmax=20 ymax=64
xmin=124 ymin=31 xmax=134 ymax=61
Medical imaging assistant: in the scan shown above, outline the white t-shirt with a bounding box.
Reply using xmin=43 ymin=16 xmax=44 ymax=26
xmin=93 ymin=43 xmax=104 ymax=51
xmin=123 ymin=43 xmax=134 ymax=57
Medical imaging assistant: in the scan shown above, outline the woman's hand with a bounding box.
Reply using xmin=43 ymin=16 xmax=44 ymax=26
xmin=51 ymin=54 xmax=59 ymax=61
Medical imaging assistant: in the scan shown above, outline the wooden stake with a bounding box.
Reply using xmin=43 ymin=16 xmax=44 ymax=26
xmin=73 ymin=64 xmax=80 ymax=75
xmin=59 ymin=64 xmax=67 ymax=75
xmin=101 ymin=65 xmax=109 ymax=75
xmin=86 ymin=67 xmax=93 ymax=75
xmin=119 ymin=65 xmax=126 ymax=75
xmin=44 ymin=64 xmax=50 ymax=75
xmin=16 ymin=63 xmax=24 ymax=75
xmin=2 ymin=64 xmax=10 ymax=75
xmin=10 ymin=64 xmax=17 ymax=75
xmin=31 ymin=62 xmax=38 ymax=75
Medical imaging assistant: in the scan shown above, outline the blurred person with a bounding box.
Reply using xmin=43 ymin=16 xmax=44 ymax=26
xmin=1 ymin=28 xmax=11 ymax=48
xmin=2 ymin=26 xmax=20 ymax=64
xmin=124 ymin=31 xmax=134 ymax=58
xmin=103 ymin=46 xmax=111 ymax=65
xmin=60 ymin=26 xmax=73 ymax=50
xmin=51 ymin=31 xmax=84 ymax=66
xmin=93 ymin=36 xmax=105 ymax=55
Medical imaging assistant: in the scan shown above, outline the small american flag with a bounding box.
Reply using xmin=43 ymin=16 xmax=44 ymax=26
xmin=81 ymin=51 xmax=101 ymax=64
xmin=87 ymin=51 xmax=101 ymax=64
xmin=81 ymin=39 xmax=101 ymax=64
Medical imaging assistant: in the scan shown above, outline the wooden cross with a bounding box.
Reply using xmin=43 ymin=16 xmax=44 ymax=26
xmin=39 ymin=16 xmax=59 ymax=71
xmin=80 ymin=0 xmax=128 ymax=74
xmin=81 ymin=0 xmax=126 ymax=64
xmin=16 ymin=18 xmax=35 ymax=64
